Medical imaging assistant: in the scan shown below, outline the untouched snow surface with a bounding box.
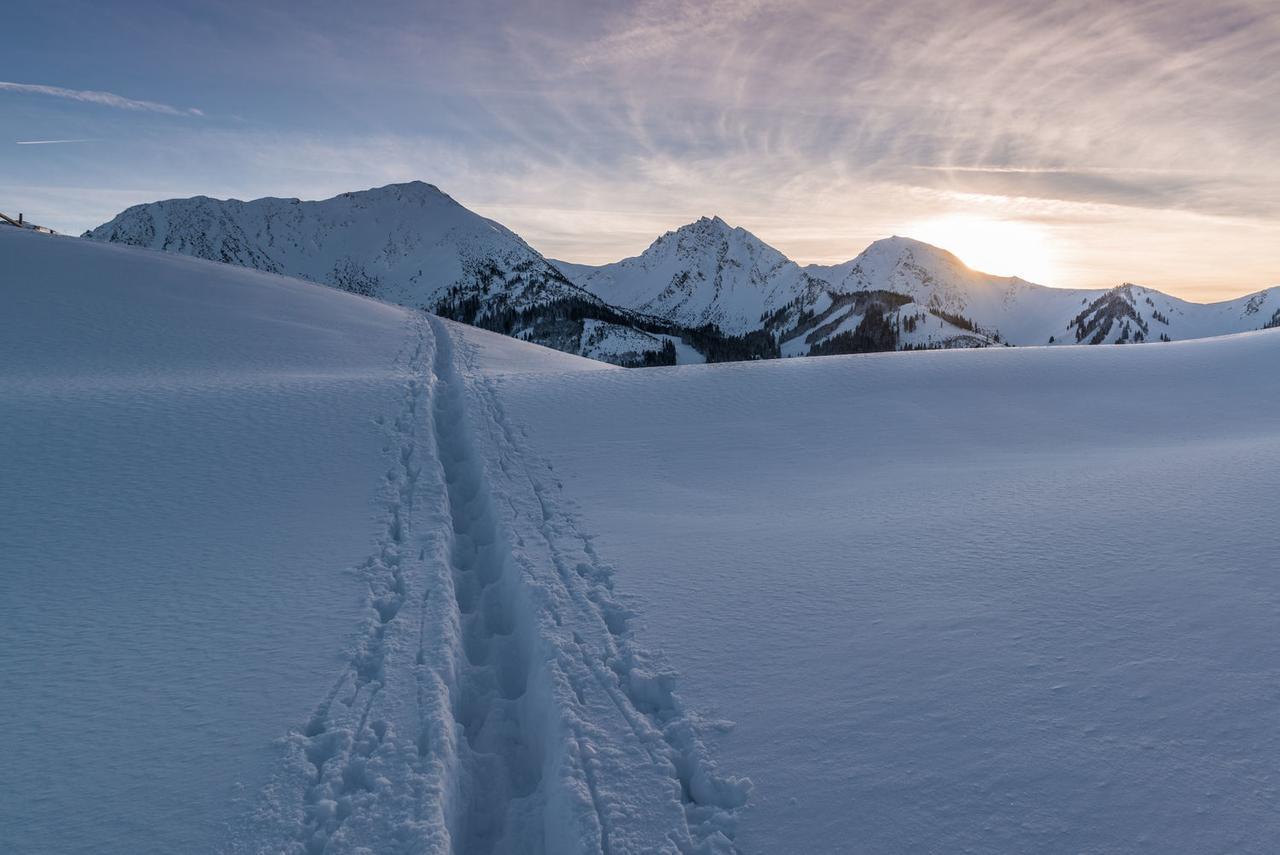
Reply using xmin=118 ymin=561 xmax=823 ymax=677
xmin=2 ymin=231 xmax=414 ymax=854
xmin=489 ymin=331 xmax=1280 ymax=853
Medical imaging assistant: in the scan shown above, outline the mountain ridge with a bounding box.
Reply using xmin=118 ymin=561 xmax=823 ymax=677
xmin=85 ymin=181 xmax=1280 ymax=362
xmin=561 ymin=225 xmax=1278 ymax=348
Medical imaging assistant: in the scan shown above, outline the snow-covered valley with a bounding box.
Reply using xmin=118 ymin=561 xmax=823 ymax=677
xmin=4 ymin=227 xmax=1280 ymax=853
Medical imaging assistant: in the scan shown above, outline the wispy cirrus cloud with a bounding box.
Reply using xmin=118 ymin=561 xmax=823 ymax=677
xmin=403 ymin=0 xmax=1278 ymax=286
xmin=16 ymin=138 xmax=97 ymax=145
xmin=0 ymin=81 xmax=201 ymax=116
xmin=4 ymin=0 xmax=1276 ymax=298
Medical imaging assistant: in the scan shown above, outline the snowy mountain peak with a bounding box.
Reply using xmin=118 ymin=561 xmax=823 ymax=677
xmin=658 ymin=214 xmax=756 ymax=251
xmin=854 ymin=235 xmax=979 ymax=278
xmin=344 ymin=180 xmax=452 ymax=204
xmin=805 ymin=235 xmax=1016 ymax=325
xmin=83 ymin=182 xmax=593 ymax=318
xmin=564 ymin=216 xmax=818 ymax=335
xmin=85 ymin=182 xmax=1280 ymax=363
xmin=83 ymin=183 xmax=713 ymax=367
xmin=689 ymin=214 xmax=737 ymax=234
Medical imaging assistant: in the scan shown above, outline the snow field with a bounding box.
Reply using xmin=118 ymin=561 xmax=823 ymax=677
xmin=1 ymin=230 xmax=744 ymax=854
xmin=11 ymin=225 xmax=1278 ymax=853
xmin=487 ymin=331 xmax=1280 ymax=853
xmin=223 ymin=317 xmax=751 ymax=854
xmin=1 ymin=229 xmax=419 ymax=855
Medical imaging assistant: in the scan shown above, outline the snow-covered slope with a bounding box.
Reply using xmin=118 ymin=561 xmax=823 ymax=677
xmin=809 ymin=236 xmax=1280 ymax=345
xmin=88 ymin=183 xmax=1276 ymax=364
xmin=548 ymin=216 xmax=827 ymax=336
xmin=82 ymin=183 xmax=691 ymax=367
xmin=7 ymin=225 xmax=1280 ymax=852
xmin=565 ymin=227 xmax=1277 ymax=351
xmin=576 ymin=319 xmax=708 ymax=365
xmin=1065 ymin=282 xmax=1280 ymax=344
xmin=549 ymin=258 xmax=601 ymax=283
xmin=83 ymin=181 xmax=587 ymax=318
xmin=1 ymin=228 xmax=417 ymax=854
xmin=558 ymin=223 xmax=1280 ymax=354
xmin=0 ymin=229 xmax=741 ymax=854
xmin=491 ymin=328 xmax=1280 ymax=853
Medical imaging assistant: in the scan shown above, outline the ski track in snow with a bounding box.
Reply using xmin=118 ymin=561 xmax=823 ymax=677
xmin=225 ymin=315 xmax=747 ymax=854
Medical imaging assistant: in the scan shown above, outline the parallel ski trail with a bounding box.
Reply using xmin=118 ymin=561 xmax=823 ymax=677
xmin=231 ymin=316 xmax=747 ymax=855
xmin=426 ymin=316 xmax=547 ymax=854
xmin=449 ymin=323 xmax=751 ymax=853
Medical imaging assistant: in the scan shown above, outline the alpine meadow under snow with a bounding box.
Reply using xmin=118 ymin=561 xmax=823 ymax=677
xmin=4 ymin=221 xmax=1280 ymax=853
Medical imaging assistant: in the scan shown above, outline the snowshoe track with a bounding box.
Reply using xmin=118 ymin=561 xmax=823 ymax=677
xmin=427 ymin=317 xmax=548 ymax=853
xmin=226 ymin=316 xmax=747 ymax=854
xmin=453 ymin=319 xmax=751 ymax=853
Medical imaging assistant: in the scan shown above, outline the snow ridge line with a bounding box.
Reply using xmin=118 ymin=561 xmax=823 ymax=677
xmin=446 ymin=323 xmax=752 ymax=852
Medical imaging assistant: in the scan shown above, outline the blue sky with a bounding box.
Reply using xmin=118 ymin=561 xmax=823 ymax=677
xmin=3 ymin=0 xmax=1277 ymax=298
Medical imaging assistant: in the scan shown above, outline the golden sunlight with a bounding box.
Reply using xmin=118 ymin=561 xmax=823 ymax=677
xmin=908 ymin=215 xmax=1059 ymax=284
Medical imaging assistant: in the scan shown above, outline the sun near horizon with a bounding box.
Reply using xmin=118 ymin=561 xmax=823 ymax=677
xmin=4 ymin=1 xmax=1278 ymax=301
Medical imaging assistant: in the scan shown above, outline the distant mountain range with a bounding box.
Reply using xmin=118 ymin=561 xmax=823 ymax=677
xmin=85 ymin=181 xmax=1280 ymax=365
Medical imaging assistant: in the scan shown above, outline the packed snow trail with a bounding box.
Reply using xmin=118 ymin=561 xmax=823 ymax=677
xmin=225 ymin=315 xmax=747 ymax=854
xmin=436 ymin=317 xmax=751 ymax=852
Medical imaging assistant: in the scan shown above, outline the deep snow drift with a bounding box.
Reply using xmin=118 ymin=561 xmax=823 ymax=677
xmin=5 ymin=226 xmax=1280 ymax=853
xmin=0 ymin=230 xmax=742 ymax=854
xmin=489 ymin=329 xmax=1280 ymax=853
xmin=2 ymin=230 xmax=416 ymax=854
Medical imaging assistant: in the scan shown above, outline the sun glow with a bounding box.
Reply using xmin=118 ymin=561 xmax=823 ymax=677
xmin=908 ymin=216 xmax=1059 ymax=284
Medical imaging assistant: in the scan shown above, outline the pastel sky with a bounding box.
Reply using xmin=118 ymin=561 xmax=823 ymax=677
xmin=3 ymin=0 xmax=1277 ymax=299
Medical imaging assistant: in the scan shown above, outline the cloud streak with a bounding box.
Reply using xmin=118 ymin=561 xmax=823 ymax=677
xmin=0 ymin=81 xmax=201 ymax=116
xmin=2 ymin=0 xmax=1275 ymax=298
